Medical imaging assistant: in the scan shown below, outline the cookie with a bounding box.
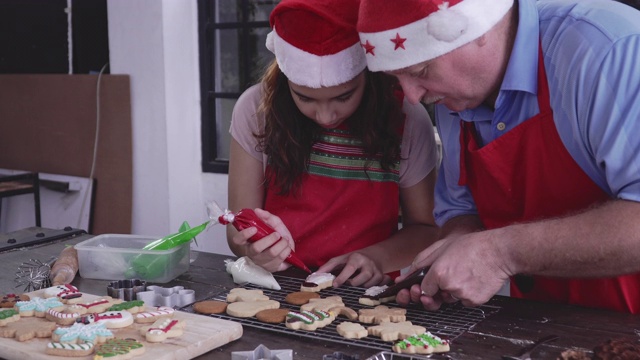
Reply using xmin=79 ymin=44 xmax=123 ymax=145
xmin=285 ymin=291 xmax=321 ymax=305
xmin=368 ymin=321 xmax=427 ymax=341
xmin=76 ymin=310 xmax=134 ymax=329
xmin=42 ymin=284 xmax=84 ymax=304
xmin=0 ymin=316 xmax=57 ymax=341
xmin=392 ymin=332 xmax=451 ymax=354
xmin=337 ymin=322 xmax=368 ymax=339
xmin=45 ymin=308 xmax=80 ymax=325
xmin=300 ymin=296 xmax=344 ymax=312
xmin=46 ymin=341 xmax=95 ymax=357
xmin=94 ymin=338 xmax=146 ymax=359
xmin=328 ymin=305 xmax=358 ymax=321
xmin=285 ymin=310 xmax=334 ymax=331
xmin=193 ymin=300 xmax=228 ymax=315
xmin=65 ymin=297 xmax=121 ymax=315
xmin=255 ymin=308 xmax=291 ymax=324
xmin=134 ymin=306 xmax=176 ymax=324
xmin=53 ymin=322 xmax=113 ymax=344
xmin=300 ymin=272 xmax=335 ymax=292
xmin=226 ymin=300 xmax=280 ymax=318
xmin=14 ymin=296 xmax=64 ymax=317
xmin=140 ymin=318 xmax=186 ymax=342
xmin=0 ymin=309 xmax=20 ymax=326
xmin=359 ymin=285 xmax=395 ymax=306
xmin=358 ymin=305 xmax=407 ymax=324
xmin=107 ymin=300 xmax=145 ymax=314
xmin=1 ymin=293 xmax=29 ymax=308
xmin=226 ymin=288 xmax=269 ymax=302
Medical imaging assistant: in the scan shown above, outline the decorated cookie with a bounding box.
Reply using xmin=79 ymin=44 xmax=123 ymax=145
xmin=0 ymin=316 xmax=57 ymax=341
xmin=368 ymin=321 xmax=427 ymax=342
xmin=328 ymin=305 xmax=358 ymax=321
xmin=107 ymin=300 xmax=145 ymax=314
xmin=94 ymin=338 xmax=146 ymax=359
xmin=300 ymin=296 xmax=344 ymax=312
xmin=134 ymin=306 xmax=176 ymax=324
xmin=45 ymin=308 xmax=80 ymax=325
xmin=46 ymin=341 xmax=95 ymax=357
xmin=284 ymin=291 xmax=321 ymax=305
xmin=359 ymin=285 xmax=395 ymax=306
xmin=192 ymin=301 xmax=227 ymax=315
xmin=226 ymin=288 xmax=269 ymax=302
xmin=53 ymin=322 xmax=113 ymax=344
xmin=255 ymin=308 xmax=291 ymax=324
xmin=1 ymin=293 xmax=29 ymax=308
xmin=392 ymin=332 xmax=450 ymax=354
xmin=301 ymin=272 xmax=335 ymax=292
xmin=0 ymin=309 xmax=20 ymax=326
xmin=14 ymin=296 xmax=64 ymax=317
xmin=337 ymin=321 xmax=368 ymax=339
xmin=140 ymin=318 xmax=186 ymax=343
xmin=65 ymin=297 xmax=122 ymax=315
xmin=77 ymin=311 xmax=134 ymax=329
xmin=226 ymin=300 xmax=280 ymax=318
xmin=43 ymin=284 xmax=83 ymax=304
xmin=285 ymin=310 xmax=334 ymax=331
xmin=358 ymin=305 xmax=407 ymax=324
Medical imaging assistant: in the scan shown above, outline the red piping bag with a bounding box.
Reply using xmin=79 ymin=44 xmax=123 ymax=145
xmin=210 ymin=202 xmax=311 ymax=273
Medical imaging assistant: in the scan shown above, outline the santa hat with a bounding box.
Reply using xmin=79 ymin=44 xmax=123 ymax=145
xmin=357 ymin=0 xmax=514 ymax=72
xmin=266 ymin=0 xmax=366 ymax=88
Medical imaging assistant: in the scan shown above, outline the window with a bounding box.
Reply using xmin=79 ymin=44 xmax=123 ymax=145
xmin=198 ymin=0 xmax=278 ymax=173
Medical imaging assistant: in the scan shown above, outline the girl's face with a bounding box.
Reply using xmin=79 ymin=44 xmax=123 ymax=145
xmin=288 ymin=72 xmax=366 ymax=129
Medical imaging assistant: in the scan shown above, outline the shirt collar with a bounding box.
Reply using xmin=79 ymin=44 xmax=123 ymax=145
xmin=501 ymin=0 xmax=539 ymax=95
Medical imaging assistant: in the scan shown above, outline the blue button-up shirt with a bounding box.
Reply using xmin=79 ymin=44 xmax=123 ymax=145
xmin=434 ymin=0 xmax=640 ymax=226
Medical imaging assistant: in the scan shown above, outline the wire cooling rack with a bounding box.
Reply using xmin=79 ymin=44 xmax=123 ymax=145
xmin=180 ymin=274 xmax=500 ymax=353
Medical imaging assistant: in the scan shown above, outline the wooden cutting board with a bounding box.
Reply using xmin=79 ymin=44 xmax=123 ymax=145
xmin=0 ymin=292 xmax=243 ymax=360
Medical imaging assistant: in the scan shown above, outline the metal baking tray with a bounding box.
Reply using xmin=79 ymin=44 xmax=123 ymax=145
xmin=180 ymin=274 xmax=500 ymax=353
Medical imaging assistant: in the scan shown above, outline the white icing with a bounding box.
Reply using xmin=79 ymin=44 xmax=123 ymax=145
xmin=80 ymin=311 xmax=132 ymax=326
xmin=225 ymin=256 xmax=281 ymax=290
xmin=305 ymin=272 xmax=335 ymax=284
xmin=136 ymin=306 xmax=174 ymax=318
xmin=364 ymin=285 xmax=389 ymax=296
xmin=55 ymin=322 xmax=113 ymax=343
xmin=43 ymin=284 xmax=80 ymax=298
xmin=47 ymin=342 xmax=94 ymax=350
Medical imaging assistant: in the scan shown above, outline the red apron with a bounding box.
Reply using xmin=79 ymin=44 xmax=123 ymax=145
xmin=458 ymin=46 xmax=640 ymax=313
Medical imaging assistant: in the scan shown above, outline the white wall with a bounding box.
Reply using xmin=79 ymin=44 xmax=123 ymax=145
xmin=107 ymin=0 xmax=232 ymax=255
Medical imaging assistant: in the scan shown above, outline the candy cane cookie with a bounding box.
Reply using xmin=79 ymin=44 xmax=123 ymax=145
xmin=45 ymin=341 xmax=95 ymax=357
xmin=134 ymin=306 xmax=175 ymax=324
xmin=45 ymin=308 xmax=80 ymax=325
xmin=140 ymin=318 xmax=186 ymax=343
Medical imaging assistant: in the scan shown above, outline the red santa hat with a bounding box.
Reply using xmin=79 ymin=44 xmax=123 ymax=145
xmin=357 ymin=0 xmax=514 ymax=71
xmin=266 ymin=0 xmax=366 ymax=88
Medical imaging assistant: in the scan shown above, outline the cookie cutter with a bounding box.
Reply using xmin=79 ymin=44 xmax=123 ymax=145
xmin=107 ymin=279 xmax=147 ymax=301
xmin=231 ymin=344 xmax=292 ymax=360
xmin=135 ymin=285 xmax=195 ymax=308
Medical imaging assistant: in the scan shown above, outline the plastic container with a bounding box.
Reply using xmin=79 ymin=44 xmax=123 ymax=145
xmin=75 ymin=234 xmax=191 ymax=283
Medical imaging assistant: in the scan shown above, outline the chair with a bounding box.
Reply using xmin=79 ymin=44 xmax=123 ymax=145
xmin=0 ymin=172 xmax=41 ymax=227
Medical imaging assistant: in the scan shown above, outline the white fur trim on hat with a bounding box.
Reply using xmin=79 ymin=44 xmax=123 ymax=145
xmin=359 ymin=0 xmax=513 ymax=72
xmin=266 ymin=30 xmax=367 ymax=88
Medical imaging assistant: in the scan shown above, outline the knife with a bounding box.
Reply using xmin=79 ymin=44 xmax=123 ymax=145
xmin=372 ymin=266 xmax=430 ymax=300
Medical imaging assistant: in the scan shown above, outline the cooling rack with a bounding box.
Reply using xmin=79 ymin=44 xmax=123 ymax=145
xmin=180 ymin=274 xmax=500 ymax=353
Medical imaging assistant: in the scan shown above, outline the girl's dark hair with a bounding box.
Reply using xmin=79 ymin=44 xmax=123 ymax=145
xmin=256 ymin=60 xmax=404 ymax=196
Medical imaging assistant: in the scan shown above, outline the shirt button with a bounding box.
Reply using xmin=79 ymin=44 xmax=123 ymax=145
xmin=496 ymin=122 xmax=506 ymax=131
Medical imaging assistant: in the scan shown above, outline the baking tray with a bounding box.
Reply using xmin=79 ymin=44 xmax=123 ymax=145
xmin=181 ymin=274 xmax=500 ymax=353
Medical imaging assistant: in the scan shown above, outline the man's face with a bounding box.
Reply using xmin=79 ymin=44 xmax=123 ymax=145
xmin=388 ymin=39 xmax=501 ymax=112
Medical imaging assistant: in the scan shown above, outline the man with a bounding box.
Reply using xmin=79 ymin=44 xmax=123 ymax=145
xmin=357 ymin=0 xmax=640 ymax=313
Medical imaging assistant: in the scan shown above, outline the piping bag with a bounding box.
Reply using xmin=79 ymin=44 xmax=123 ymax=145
xmin=124 ymin=220 xmax=209 ymax=279
xmin=208 ymin=201 xmax=311 ymax=273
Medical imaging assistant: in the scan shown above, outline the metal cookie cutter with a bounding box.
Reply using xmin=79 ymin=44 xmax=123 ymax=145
xmin=107 ymin=279 xmax=147 ymax=301
xmin=136 ymin=285 xmax=195 ymax=308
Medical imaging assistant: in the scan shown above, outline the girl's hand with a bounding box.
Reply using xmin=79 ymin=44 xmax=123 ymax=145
xmin=317 ymin=252 xmax=391 ymax=288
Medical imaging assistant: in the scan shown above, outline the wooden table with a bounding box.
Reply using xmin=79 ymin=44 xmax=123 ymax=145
xmin=2 ymin=229 xmax=639 ymax=359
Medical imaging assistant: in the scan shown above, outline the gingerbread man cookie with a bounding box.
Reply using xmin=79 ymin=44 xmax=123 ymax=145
xmin=368 ymin=321 xmax=426 ymax=341
xmin=43 ymin=284 xmax=83 ymax=304
xmin=140 ymin=318 xmax=186 ymax=343
xmin=285 ymin=310 xmax=334 ymax=331
xmin=94 ymin=338 xmax=146 ymax=359
xmin=1 ymin=293 xmax=29 ymax=308
xmin=226 ymin=288 xmax=269 ymax=302
xmin=53 ymin=322 xmax=114 ymax=344
xmin=392 ymin=332 xmax=450 ymax=354
xmin=358 ymin=305 xmax=407 ymax=324
xmin=300 ymin=296 xmax=344 ymax=312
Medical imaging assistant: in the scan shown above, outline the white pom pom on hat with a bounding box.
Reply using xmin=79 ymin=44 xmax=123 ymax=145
xmin=357 ymin=0 xmax=514 ymax=72
xmin=266 ymin=0 xmax=366 ymax=88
